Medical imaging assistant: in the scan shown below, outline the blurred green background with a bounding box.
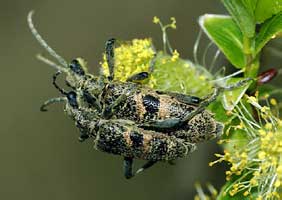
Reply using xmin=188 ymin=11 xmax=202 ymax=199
xmin=1 ymin=0 xmax=281 ymax=200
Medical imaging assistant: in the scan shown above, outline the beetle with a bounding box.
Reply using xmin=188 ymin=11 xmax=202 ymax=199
xmin=28 ymin=11 xmax=251 ymax=178
xmin=56 ymin=80 xmax=197 ymax=178
xmin=51 ymin=70 xmax=226 ymax=178
xmin=28 ymin=10 xmax=224 ymax=135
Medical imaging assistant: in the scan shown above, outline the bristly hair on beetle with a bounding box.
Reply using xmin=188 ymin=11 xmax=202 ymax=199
xmin=28 ymin=10 xmax=252 ymax=179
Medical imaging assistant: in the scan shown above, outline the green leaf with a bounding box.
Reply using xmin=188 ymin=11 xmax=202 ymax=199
xmin=255 ymin=0 xmax=282 ymax=23
xmin=221 ymin=78 xmax=251 ymax=111
xmin=199 ymin=15 xmax=246 ymax=68
xmin=255 ymin=12 xmax=282 ymax=54
xmin=208 ymin=100 xmax=231 ymax=124
xmin=242 ymin=0 xmax=258 ymax=13
xmin=221 ymin=0 xmax=256 ymax=37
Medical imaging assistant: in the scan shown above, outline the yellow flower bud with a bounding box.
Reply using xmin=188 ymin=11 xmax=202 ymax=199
xmin=277 ymin=165 xmax=282 ymax=174
xmin=258 ymin=151 xmax=266 ymax=160
xmin=153 ymin=16 xmax=160 ymax=24
xmin=243 ymin=191 xmax=249 ymax=196
xmin=274 ymin=180 xmax=280 ymax=187
xmin=270 ymin=98 xmax=277 ymax=106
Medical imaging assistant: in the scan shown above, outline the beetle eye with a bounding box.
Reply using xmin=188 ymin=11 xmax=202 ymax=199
xmin=69 ymin=59 xmax=85 ymax=76
xmin=67 ymin=91 xmax=79 ymax=108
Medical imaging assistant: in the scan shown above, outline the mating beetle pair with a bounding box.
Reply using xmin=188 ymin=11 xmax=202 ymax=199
xmin=28 ymin=11 xmax=250 ymax=179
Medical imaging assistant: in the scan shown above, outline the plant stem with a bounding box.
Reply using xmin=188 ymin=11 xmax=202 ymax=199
xmin=243 ymin=36 xmax=260 ymax=91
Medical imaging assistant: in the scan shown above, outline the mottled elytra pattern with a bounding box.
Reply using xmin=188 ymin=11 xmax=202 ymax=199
xmin=67 ymin=106 xmax=196 ymax=161
xmin=169 ymin=112 xmax=223 ymax=143
xmin=130 ymin=131 xmax=144 ymax=148
xmin=97 ymin=81 xmax=199 ymax=122
xmin=143 ymin=95 xmax=160 ymax=113
xmin=84 ymin=81 xmax=221 ymax=143
xmin=96 ymin=120 xmax=196 ymax=161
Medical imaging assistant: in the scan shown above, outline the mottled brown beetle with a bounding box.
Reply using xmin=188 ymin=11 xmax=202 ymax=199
xmin=60 ymin=85 xmax=197 ymax=178
xmin=28 ymin=11 xmax=251 ymax=178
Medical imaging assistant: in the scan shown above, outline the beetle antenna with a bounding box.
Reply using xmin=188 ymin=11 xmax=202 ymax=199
xmin=27 ymin=10 xmax=68 ymax=69
xmin=53 ymin=71 xmax=68 ymax=95
xmin=36 ymin=54 xmax=68 ymax=72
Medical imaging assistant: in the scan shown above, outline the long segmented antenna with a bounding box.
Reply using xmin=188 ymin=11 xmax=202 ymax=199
xmin=36 ymin=54 xmax=68 ymax=72
xmin=27 ymin=10 xmax=68 ymax=69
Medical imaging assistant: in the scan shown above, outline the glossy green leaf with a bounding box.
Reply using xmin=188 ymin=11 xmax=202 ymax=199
xmin=221 ymin=0 xmax=256 ymax=37
xmin=242 ymin=0 xmax=258 ymax=13
xmin=221 ymin=78 xmax=251 ymax=111
xmin=255 ymin=0 xmax=282 ymax=23
xmin=255 ymin=12 xmax=282 ymax=54
xmin=199 ymin=15 xmax=246 ymax=68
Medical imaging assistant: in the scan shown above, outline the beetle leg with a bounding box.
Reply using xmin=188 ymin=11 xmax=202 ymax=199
xmin=40 ymin=97 xmax=66 ymax=112
xmin=156 ymin=91 xmax=201 ymax=106
xmin=123 ymin=157 xmax=157 ymax=179
xmin=82 ymin=90 xmax=102 ymax=112
xmin=76 ymin=121 xmax=90 ymax=142
xmin=126 ymin=72 xmax=150 ymax=83
xmin=102 ymin=94 xmax=127 ymax=119
xmin=105 ymin=38 xmax=116 ymax=80
xmin=126 ymin=54 xmax=157 ymax=83
xmin=148 ymin=53 xmax=157 ymax=73
xmin=180 ymin=87 xmax=220 ymax=123
xmin=135 ymin=160 xmax=158 ymax=176
xmin=140 ymin=118 xmax=182 ymax=131
xmin=179 ymin=78 xmax=253 ymax=124
xmin=123 ymin=157 xmax=134 ymax=179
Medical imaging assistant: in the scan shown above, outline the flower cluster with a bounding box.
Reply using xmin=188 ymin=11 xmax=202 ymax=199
xmin=101 ymin=38 xmax=155 ymax=82
xmin=100 ymin=17 xmax=213 ymax=97
xmin=209 ymin=94 xmax=282 ymax=199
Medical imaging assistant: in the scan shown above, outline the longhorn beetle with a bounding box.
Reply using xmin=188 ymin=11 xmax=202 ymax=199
xmin=59 ymin=81 xmax=197 ymax=178
xmin=28 ymin=11 xmax=251 ymax=178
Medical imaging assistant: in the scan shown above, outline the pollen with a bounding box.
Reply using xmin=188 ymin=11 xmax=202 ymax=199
xmin=101 ymin=38 xmax=155 ymax=82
